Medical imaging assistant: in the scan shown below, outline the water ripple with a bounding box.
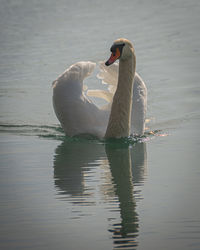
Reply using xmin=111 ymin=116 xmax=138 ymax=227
xmin=0 ymin=123 xmax=164 ymax=144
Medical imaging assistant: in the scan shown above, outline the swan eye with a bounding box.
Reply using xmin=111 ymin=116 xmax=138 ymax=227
xmin=106 ymin=43 xmax=125 ymax=66
xmin=110 ymin=45 xmax=116 ymax=53
xmin=110 ymin=43 xmax=125 ymax=53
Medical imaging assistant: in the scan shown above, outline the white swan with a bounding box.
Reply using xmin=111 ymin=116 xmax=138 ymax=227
xmin=52 ymin=38 xmax=147 ymax=138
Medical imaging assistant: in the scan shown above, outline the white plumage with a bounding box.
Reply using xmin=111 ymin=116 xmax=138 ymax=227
xmin=52 ymin=61 xmax=147 ymax=138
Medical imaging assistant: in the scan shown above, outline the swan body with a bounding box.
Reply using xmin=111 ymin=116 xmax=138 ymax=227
xmin=52 ymin=39 xmax=147 ymax=138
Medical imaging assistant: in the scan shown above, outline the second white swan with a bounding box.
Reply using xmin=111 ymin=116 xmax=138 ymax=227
xmin=52 ymin=38 xmax=147 ymax=138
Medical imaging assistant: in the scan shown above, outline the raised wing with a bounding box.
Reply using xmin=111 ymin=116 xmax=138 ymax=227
xmin=52 ymin=61 xmax=108 ymax=137
xmin=86 ymin=61 xmax=147 ymax=135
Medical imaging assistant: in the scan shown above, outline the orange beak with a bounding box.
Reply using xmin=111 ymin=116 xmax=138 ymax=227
xmin=105 ymin=48 xmax=121 ymax=66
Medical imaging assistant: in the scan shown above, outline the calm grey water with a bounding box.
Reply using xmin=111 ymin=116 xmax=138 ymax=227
xmin=0 ymin=0 xmax=200 ymax=249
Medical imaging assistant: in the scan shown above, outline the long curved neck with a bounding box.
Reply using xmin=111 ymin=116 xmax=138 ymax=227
xmin=105 ymin=53 xmax=136 ymax=138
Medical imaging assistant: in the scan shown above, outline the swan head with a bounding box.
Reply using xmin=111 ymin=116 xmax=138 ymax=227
xmin=105 ymin=38 xmax=134 ymax=66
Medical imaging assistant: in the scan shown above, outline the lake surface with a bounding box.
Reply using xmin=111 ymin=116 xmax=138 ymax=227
xmin=0 ymin=0 xmax=200 ymax=249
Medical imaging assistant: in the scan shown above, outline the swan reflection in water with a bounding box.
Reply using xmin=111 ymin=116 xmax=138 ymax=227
xmin=53 ymin=140 xmax=147 ymax=249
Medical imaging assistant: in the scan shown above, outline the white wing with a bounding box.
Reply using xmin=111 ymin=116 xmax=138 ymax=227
xmin=52 ymin=61 xmax=109 ymax=138
xmin=87 ymin=61 xmax=147 ymax=135
xmin=131 ymin=73 xmax=147 ymax=135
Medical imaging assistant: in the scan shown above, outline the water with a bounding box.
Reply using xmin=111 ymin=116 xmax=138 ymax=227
xmin=0 ymin=0 xmax=200 ymax=249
